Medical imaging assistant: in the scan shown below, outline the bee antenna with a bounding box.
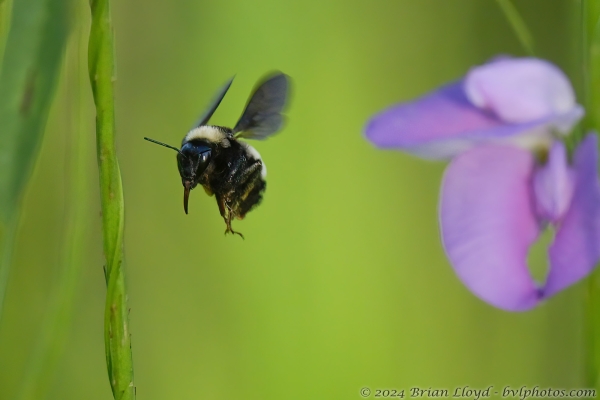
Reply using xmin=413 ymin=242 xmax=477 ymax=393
xmin=144 ymin=137 xmax=186 ymax=158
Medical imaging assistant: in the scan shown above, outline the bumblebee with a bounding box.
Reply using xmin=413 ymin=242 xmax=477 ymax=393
xmin=145 ymin=72 xmax=290 ymax=238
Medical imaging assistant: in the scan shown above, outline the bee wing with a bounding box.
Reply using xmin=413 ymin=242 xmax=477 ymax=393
xmin=193 ymin=76 xmax=235 ymax=128
xmin=233 ymin=72 xmax=289 ymax=140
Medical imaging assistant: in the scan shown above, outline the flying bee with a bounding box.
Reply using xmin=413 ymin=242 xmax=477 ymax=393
xmin=144 ymin=72 xmax=290 ymax=238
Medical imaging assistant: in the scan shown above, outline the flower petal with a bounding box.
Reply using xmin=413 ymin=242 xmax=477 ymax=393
xmin=465 ymin=58 xmax=578 ymax=125
xmin=544 ymin=134 xmax=600 ymax=298
xmin=439 ymin=145 xmax=541 ymax=311
xmin=364 ymin=81 xmax=580 ymax=159
xmin=532 ymin=140 xmax=575 ymax=223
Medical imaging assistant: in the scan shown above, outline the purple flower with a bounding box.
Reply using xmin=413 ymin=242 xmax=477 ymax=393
xmin=365 ymin=57 xmax=600 ymax=311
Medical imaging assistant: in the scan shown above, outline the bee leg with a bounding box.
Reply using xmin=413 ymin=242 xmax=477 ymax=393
xmin=217 ymin=195 xmax=227 ymax=218
xmin=224 ymin=219 xmax=245 ymax=239
xmin=223 ymin=202 xmax=244 ymax=239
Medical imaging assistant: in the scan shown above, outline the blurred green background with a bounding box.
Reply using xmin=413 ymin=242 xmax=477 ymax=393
xmin=0 ymin=1 xmax=588 ymax=399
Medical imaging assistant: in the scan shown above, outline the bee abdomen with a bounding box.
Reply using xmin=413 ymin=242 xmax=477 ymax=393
xmin=229 ymin=158 xmax=266 ymax=219
xmin=237 ymin=175 xmax=266 ymax=219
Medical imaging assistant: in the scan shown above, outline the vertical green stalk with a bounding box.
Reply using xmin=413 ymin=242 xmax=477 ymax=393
xmin=0 ymin=216 xmax=18 ymax=313
xmin=583 ymin=0 xmax=600 ymax=390
xmin=583 ymin=0 xmax=600 ymax=132
xmin=16 ymin=14 xmax=91 ymax=400
xmin=0 ymin=0 xmax=72 ymax=322
xmin=88 ymin=0 xmax=135 ymax=399
xmin=0 ymin=0 xmax=13 ymax=66
xmin=494 ymin=0 xmax=535 ymax=56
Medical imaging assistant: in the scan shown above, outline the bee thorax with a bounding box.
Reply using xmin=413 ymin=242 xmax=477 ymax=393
xmin=184 ymin=125 xmax=232 ymax=145
xmin=240 ymin=142 xmax=267 ymax=178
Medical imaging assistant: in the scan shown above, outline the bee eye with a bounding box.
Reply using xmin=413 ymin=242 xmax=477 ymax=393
xmin=196 ymin=150 xmax=212 ymax=174
xmin=178 ymin=141 xmax=212 ymax=180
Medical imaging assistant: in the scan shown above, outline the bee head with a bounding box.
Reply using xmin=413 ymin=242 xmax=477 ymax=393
xmin=177 ymin=140 xmax=212 ymax=214
xmin=144 ymin=136 xmax=214 ymax=214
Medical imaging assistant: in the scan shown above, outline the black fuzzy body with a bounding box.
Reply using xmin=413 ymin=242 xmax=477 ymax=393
xmin=194 ymin=134 xmax=266 ymax=235
xmin=146 ymin=72 xmax=288 ymax=238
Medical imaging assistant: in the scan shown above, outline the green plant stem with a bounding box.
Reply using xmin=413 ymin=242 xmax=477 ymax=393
xmin=583 ymin=0 xmax=600 ymax=133
xmin=583 ymin=0 xmax=600 ymax=390
xmin=88 ymin=0 xmax=134 ymax=399
xmin=0 ymin=0 xmax=14 ymax=66
xmin=16 ymin=16 xmax=91 ymax=400
xmin=495 ymin=0 xmax=535 ymax=56
xmin=0 ymin=0 xmax=73 ymax=324
xmin=0 ymin=217 xmax=18 ymax=315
